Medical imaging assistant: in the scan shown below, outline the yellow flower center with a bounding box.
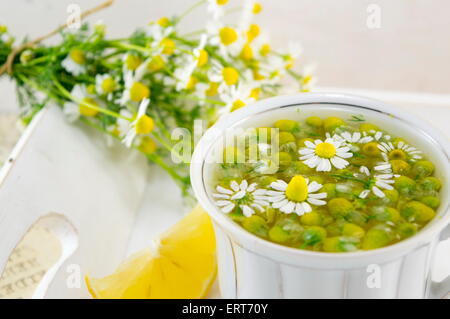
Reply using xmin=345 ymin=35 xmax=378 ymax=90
xmin=285 ymin=56 xmax=295 ymax=69
xmin=110 ymin=126 xmax=121 ymax=137
xmin=315 ymin=142 xmax=336 ymax=158
xmin=147 ymin=55 xmax=165 ymax=72
xmin=249 ymin=87 xmax=261 ymax=100
xmin=125 ymin=54 xmax=142 ymax=71
xmin=230 ymin=99 xmax=246 ymax=112
xmin=389 ymin=149 xmax=407 ymax=160
xmin=247 ymin=24 xmax=260 ymax=43
xmin=69 ymin=49 xmax=86 ymax=65
xmin=157 ymin=17 xmax=170 ymax=27
xmin=240 ymin=43 xmax=254 ymax=60
xmin=87 ymin=84 xmax=96 ymax=95
xmin=130 ymin=82 xmax=150 ymax=102
xmin=219 ymin=27 xmax=238 ymax=46
xmin=222 ymin=67 xmax=239 ymax=85
xmin=252 ymin=2 xmax=263 ymax=14
xmin=270 ymin=70 xmax=281 ymax=79
xmin=0 ymin=25 xmax=7 ymax=33
xmin=135 ymin=115 xmax=154 ymax=135
xmin=216 ymin=0 xmax=228 ymax=5
xmin=101 ymin=77 xmax=116 ymax=93
xmin=79 ymin=97 xmax=99 ymax=117
xmin=285 ymin=175 xmax=308 ymax=202
xmin=302 ymin=74 xmax=312 ymax=85
xmin=139 ymin=136 xmax=157 ymax=154
xmin=186 ymin=76 xmax=198 ymax=90
xmin=197 ymin=49 xmax=209 ymax=67
xmin=252 ymin=69 xmax=265 ymax=81
xmin=260 ymin=43 xmax=271 ymax=56
xmin=205 ymin=82 xmax=219 ymax=96
xmin=160 ymin=38 xmax=176 ymax=55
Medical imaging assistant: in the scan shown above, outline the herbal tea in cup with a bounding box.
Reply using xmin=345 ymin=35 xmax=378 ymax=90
xmin=208 ymin=115 xmax=442 ymax=252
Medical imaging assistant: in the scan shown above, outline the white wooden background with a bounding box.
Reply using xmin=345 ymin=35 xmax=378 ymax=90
xmin=1 ymin=0 xmax=450 ymax=111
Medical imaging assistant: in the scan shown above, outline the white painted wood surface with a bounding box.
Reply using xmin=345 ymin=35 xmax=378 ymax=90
xmin=0 ymin=105 xmax=150 ymax=298
xmin=0 ymin=89 xmax=449 ymax=298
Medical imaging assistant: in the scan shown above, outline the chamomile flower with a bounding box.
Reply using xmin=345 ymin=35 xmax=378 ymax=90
xmin=336 ymin=131 xmax=374 ymax=144
xmin=209 ymin=61 xmax=240 ymax=87
xmin=374 ymin=158 xmax=394 ymax=174
xmin=95 ymin=74 xmax=117 ymax=97
xmin=122 ymin=98 xmax=154 ymax=147
xmin=219 ymin=84 xmax=255 ymax=114
xmin=207 ymin=0 xmax=229 ymax=20
xmin=61 ymin=48 xmax=87 ymax=76
xmin=213 ymin=180 xmax=269 ymax=216
xmin=359 ymin=173 xmax=395 ymax=199
xmin=239 ymin=0 xmax=263 ymax=31
xmin=146 ymin=20 xmax=176 ymax=55
xmin=298 ymin=64 xmax=317 ymax=92
xmin=283 ymin=42 xmax=302 ymax=69
xmin=174 ymin=35 xmax=208 ymax=91
xmin=116 ymin=108 xmax=134 ymax=137
xmin=267 ymin=176 xmax=327 ymax=215
xmin=119 ymin=72 xmax=151 ymax=105
xmin=363 ymin=130 xmax=391 ymax=142
xmin=0 ymin=31 xmax=13 ymax=44
xmin=63 ymin=85 xmax=99 ymax=122
xmin=299 ymin=137 xmax=353 ymax=172
xmin=193 ymin=34 xmax=209 ymax=67
xmin=206 ymin=21 xmax=240 ymax=59
xmin=133 ymin=55 xmax=168 ymax=81
xmin=122 ymin=53 xmax=143 ymax=73
xmin=378 ymin=141 xmax=423 ymax=162
xmin=147 ymin=22 xmax=173 ymax=43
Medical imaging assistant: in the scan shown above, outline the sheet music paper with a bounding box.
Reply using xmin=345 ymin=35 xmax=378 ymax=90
xmin=0 ymin=227 xmax=61 ymax=299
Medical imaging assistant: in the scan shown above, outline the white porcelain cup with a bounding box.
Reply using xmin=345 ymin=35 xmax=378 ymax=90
xmin=191 ymin=93 xmax=450 ymax=299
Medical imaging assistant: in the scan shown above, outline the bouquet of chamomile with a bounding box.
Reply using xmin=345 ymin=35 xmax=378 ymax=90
xmin=0 ymin=0 xmax=313 ymax=196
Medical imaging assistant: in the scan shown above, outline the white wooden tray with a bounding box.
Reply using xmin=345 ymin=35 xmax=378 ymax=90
xmin=0 ymin=89 xmax=449 ymax=298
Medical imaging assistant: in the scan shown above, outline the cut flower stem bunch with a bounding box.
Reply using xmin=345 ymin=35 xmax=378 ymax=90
xmin=0 ymin=0 xmax=313 ymax=197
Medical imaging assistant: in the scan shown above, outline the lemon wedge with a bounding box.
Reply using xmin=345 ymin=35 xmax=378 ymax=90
xmin=86 ymin=205 xmax=217 ymax=299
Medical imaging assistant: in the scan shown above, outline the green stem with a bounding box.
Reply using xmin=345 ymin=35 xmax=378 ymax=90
xmin=331 ymin=174 xmax=369 ymax=187
xmin=52 ymin=77 xmax=131 ymax=121
xmin=176 ymin=0 xmax=207 ymax=23
xmin=80 ymin=117 xmax=188 ymax=188
xmin=109 ymin=41 xmax=153 ymax=54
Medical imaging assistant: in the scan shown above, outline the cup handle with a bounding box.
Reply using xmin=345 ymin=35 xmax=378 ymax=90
xmin=429 ymin=224 xmax=450 ymax=299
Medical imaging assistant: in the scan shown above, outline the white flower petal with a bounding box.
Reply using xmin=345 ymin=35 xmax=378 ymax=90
xmin=372 ymin=186 xmax=386 ymax=198
xmin=307 ymin=198 xmax=326 ymax=206
xmin=251 ymin=203 xmax=264 ymax=212
xmin=241 ymin=205 xmax=255 ymax=217
xmin=330 ymin=156 xmax=349 ymax=169
xmin=222 ymin=203 xmax=235 ymax=213
xmin=280 ymin=201 xmax=295 ymax=214
xmin=272 ymin=199 xmax=289 ymax=209
xmin=307 ymin=181 xmax=322 ymax=193
xmin=247 ymin=183 xmax=257 ymax=192
xmin=271 ymin=180 xmax=287 ymax=191
xmin=308 ymin=192 xmax=327 ymax=199
xmin=299 ymin=148 xmax=315 ymax=155
xmin=231 ymin=190 xmax=246 ymax=200
xmin=253 ymin=189 xmax=267 ymax=195
xmin=359 ymin=190 xmax=370 ymax=199
xmin=302 ymin=202 xmax=313 ymax=213
xmin=230 ymin=181 xmax=240 ymax=191
xmin=295 ymin=203 xmax=305 ymax=216
xmin=213 ymin=193 xmax=230 ymax=199
xmin=216 ymin=200 xmax=232 ymax=207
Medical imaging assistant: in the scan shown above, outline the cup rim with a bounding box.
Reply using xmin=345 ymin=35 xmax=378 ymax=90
xmin=191 ymin=93 xmax=450 ymax=264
